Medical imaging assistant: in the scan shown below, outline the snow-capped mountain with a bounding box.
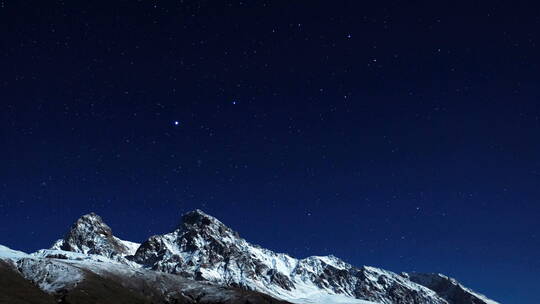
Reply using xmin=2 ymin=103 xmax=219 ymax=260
xmin=132 ymin=210 xmax=447 ymax=304
xmin=50 ymin=212 xmax=139 ymax=262
xmin=0 ymin=210 xmax=500 ymax=304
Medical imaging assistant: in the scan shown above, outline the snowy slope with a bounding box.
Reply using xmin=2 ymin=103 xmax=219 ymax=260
xmin=0 ymin=246 xmax=85 ymax=293
xmin=118 ymin=239 xmax=141 ymax=255
xmin=0 ymin=244 xmax=29 ymax=260
xmin=17 ymin=257 xmax=84 ymax=293
xmin=133 ymin=210 xmax=448 ymax=304
xmin=0 ymin=244 xmax=293 ymax=304
xmin=0 ymin=210 xmax=500 ymax=304
xmin=50 ymin=212 xmax=140 ymax=264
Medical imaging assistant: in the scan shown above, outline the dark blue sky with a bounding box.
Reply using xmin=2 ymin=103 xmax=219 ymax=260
xmin=1 ymin=1 xmax=539 ymax=303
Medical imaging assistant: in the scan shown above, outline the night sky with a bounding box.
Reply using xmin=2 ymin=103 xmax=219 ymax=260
xmin=1 ymin=1 xmax=539 ymax=303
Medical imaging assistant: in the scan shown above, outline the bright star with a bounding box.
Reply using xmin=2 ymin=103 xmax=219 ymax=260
xmin=173 ymin=121 xmax=180 ymax=126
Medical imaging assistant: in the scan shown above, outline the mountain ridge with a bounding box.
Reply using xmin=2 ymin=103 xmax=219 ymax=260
xmin=0 ymin=210 xmax=500 ymax=304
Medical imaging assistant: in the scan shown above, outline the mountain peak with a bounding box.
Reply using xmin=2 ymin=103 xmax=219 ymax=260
xmin=51 ymin=212 xmax=132 ymax=259
xmin=80 ymin=212 xmax=101 ymax=220
xmin=30 ymin=209 xmax=500 ymax=304
xmin=75 ymin=212 xmax=109 ymax=230
xmin=181 ymin=209 xmax=219 ymax=226
xmin=178 ymin=209 xmax=237 ymax=237
xmin=133 ymin=210 xmax=454 ymax=303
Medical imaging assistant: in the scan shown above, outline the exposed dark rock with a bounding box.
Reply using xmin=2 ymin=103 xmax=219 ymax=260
xmin=0 ymin=210 xmax=499 ymax=304
xmin=0 ymin=260 xmax=57 ymax=304
xmin=407 ymin=273 xmax=494 ymax=304
xmin=54 ymin=213 xmax=131 ymax=259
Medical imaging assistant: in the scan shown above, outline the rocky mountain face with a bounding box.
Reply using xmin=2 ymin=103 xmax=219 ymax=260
xmin=0 ymin=210 xmax=500 ymax=304
xmin=131 ymin=210 xmax=495 ymax=304
xmin=50 ymin=212 xmax=139 ymax=262
xmin=0 ymin=259 xmax=57 ymax=304
xmin=0 ymin=245 xmax=291 ymax=304
xmin=405 ymin=273 xmax=498 ymax=304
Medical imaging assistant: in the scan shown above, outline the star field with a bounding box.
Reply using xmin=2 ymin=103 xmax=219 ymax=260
xmin=1 ymin=2 xmax=539 ymax=304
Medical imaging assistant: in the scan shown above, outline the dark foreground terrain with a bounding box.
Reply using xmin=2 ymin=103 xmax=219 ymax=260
xmin=0 ymin=260 xmax=290 ymax=304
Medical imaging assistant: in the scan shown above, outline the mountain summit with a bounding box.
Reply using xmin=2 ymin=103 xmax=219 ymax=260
xmin=130 ymin=210 xmax=497 ymax=304
xmin=51 ymin=212 xmax=139 ymax=260
xmin=179 ymin=209 xmax=239 ymax=238
xmin=0 ymin=210 xmax=500 ymax=304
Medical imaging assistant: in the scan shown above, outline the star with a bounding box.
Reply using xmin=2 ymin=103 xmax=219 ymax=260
xmin=173 ymin=121 xmax=180 ymax=126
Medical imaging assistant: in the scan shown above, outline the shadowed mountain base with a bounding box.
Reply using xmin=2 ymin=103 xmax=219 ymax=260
xmin=0 ymin=260 xmax=56 ymax=304
xmin=0 ymin=260 xmax=291 ymax=304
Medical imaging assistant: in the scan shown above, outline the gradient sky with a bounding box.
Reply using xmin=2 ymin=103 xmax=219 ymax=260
xmin=1 ymin=1 xmax=539 ymax=303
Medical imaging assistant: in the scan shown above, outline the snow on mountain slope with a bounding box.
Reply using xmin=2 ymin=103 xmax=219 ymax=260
xmin=17 ymin=257 xmax=84 ymax=293
xmin=0 ymin=246 xmax=85 ymax=293
xmin=1 ymin=244 xmax=294 ymax=304
xmin=119 ymin=239 xmax=141 ymax=255
xmin=31 ymin=248 xmax=128 ymax=265
xmin=0 ymin=244 xmax=29 ymax=260
xmin=0 ymin=246 xmax=300 ymax=304
xmin=50 ymin=212 xmax=139 ymax=263
xmin=133 ymin=210 xmax=448 ymax=304
xmin=1 ymin=210 xmax=499 ymax=304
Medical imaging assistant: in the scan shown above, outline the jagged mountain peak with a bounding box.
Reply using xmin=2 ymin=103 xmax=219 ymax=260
xmin=51 ymin=212 xmax=138 ymax=260
xmin=183 ymin=208 xmax=212 ymax=218
xmin=177 ymin=209 xmax=240 ymax=239
xmin=180 ymin=209 xmax=222 ymax=228
xmin=132 ymin=209 xmax=243 ymax=271
xmin=133 ymin=211 xmax=453 ymax=304
xmin=27 ymin=210 xmax=499 ymax=304
xmin=79 ymin=212 xmax=102 ymax=220
xmin=73 ymin=212 xmax=110 ymax=232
